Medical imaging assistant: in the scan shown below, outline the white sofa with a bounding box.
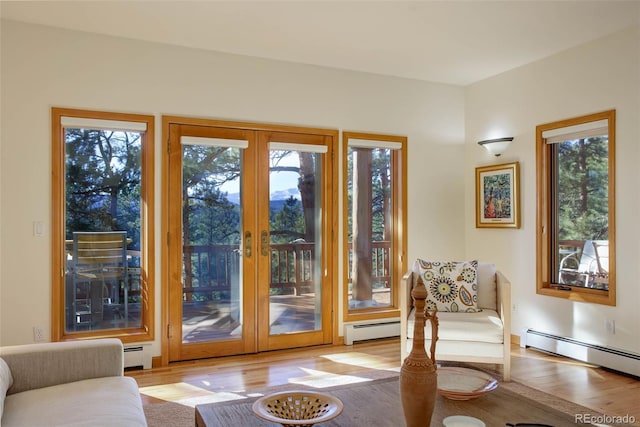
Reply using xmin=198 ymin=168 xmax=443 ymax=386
xmin=400 ymin=262 xmax=511 ymax=381
xmin=0 ymin=338 xmax=147 ymax=427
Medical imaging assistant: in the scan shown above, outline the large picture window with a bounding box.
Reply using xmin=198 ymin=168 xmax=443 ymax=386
xmin=52 ymin=108 xmax=155 ymax=341
xmin=536 ymin=110 xmax=615 ymax=306
xmin=343 ymin=132 xmax=407 ymax=321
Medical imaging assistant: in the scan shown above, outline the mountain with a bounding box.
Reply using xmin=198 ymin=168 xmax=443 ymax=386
xmin=225 ymin=188 xmax=300 ymax=205
xmin=270 ymin=188 xmax=300 ymax=201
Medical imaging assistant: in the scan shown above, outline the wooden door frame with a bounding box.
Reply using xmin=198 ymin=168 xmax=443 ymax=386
xmin=160 ymin=116 xmax=338 ymax=366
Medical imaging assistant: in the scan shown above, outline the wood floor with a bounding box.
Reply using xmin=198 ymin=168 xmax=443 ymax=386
xmin=127 ymin=338 xmax=640 ymax=423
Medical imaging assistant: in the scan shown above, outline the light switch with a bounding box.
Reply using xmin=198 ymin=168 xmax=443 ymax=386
xmin=33 ymin=221 xmax=45 ymax=237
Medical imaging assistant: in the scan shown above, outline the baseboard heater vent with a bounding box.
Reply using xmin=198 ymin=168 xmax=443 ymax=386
xmin=524 ymin=329 xmax=640 ymax=377
xmin=123 ymin=344 xmax=152 ymax=370
xmin=344 ymin=320 xmax=400 ymax=345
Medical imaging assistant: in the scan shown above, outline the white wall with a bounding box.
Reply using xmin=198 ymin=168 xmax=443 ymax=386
xmin=465 ymin=26 xmax=640 ymax=355
xmin=0 ymin=20 xmax=466 ymax=349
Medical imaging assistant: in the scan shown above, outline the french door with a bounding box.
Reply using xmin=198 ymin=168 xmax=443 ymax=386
xmin=166 ymin=118 xmax=335 ymax=362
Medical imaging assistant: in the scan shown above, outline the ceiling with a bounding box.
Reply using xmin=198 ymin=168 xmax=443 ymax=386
xmin=2 ymin=1 xmax=639 ymax=86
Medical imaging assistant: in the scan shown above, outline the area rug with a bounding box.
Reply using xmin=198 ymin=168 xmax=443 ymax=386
xmin=144 ymin=374 xmax=628 ymax=427
xmin=144 ymin=401 xmax=194 ymax=427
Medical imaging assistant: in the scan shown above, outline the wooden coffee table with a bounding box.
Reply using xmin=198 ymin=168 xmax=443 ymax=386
xmin=195 ymin=376 xmax=580 ymax=427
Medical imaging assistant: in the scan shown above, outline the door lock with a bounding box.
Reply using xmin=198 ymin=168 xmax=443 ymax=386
xmin=261 ymin=230 xmax=269 ymax=256
xmin=244 ymin=231 xmax=252 ymax=258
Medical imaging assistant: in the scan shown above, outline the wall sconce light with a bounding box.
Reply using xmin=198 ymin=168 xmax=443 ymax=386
xmin=478 ymin=137 xmax=513 ymax=157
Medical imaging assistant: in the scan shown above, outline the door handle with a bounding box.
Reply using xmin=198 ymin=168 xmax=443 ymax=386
xmin=261 ymin=230 xmax=269 ymax=256
xmin=244 ymin=231 xmax=252 ymax=258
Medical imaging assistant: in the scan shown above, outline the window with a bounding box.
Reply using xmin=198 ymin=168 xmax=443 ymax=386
xmin=536 ymin=110 xmax=615 ymax=305
xmin=343 ymin=132 xmax=407 ymax=321
xmin=52 ymin=108 xmax=155 ymax=341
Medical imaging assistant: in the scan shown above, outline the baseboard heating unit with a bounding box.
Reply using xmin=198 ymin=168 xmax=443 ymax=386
xmin=524 ymin=329 xmax=640 ymax=377
xmin=123 ymin=344 xmax=152 ymax=369
xmin=344 ymin=320 xmax=400 ymax=345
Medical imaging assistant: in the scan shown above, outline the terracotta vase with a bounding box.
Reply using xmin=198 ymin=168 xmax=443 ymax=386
xmin=399 ymin=276 xmax=439 ymax=427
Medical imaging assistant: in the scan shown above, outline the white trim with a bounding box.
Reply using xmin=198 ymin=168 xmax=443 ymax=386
xmin=61 ymin=116 xmax=147 ymax=132
xmin=347 ymin=138 xmax=403 ymax=150
xmin=180 ymin=136 xmax=249 ymax=149
xmin=543 ymin=120 xmax=608 ymax=144
xmin=268 ymin=142 xmax=328 ymax=153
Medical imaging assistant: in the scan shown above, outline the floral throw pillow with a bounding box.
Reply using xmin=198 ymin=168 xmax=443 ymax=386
xmin=414 ymin=259 xmax=481 ymax=312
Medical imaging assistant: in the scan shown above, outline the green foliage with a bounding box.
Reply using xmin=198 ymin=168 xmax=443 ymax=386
xmin=187 ymin=189 xmax=240 ymax=245
xmin=182 ymin=145 xmax=242 ymax=246
xmin=270 ymin=196 xmax=304 ymax=243
xmin=346 ymin=147 xmax=392 ymax=241
xmin=371 ymin=149 xmax=391 ymax=241
xmin=65 ymin=128 xmax=142 ymax=248
xmin=556 ymin=137 xmax=609 ymax=240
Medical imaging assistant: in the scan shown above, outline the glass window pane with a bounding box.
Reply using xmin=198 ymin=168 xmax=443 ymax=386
xmin=347 ymin=147 xmax=393 ymax=310
xmin=554 ymin=135 xmax=609 ymax=290
xmin=64 ymin=127 xmax=143 ymax=332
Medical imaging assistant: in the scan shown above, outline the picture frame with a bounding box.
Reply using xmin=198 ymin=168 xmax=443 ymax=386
xmin=476 ymin=161 xmax=520 ymax=228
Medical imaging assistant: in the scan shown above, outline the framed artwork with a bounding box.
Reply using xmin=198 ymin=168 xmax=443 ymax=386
xmin=476 ymin=161 xmax=520 ymax=228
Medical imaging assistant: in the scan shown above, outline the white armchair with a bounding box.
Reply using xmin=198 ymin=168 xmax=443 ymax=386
xmin=400 ymin=262 xmax=511 ymax=381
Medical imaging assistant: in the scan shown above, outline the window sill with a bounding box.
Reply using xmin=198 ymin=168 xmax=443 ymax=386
xmin=536 ymin=284 xmax=615 ymax=306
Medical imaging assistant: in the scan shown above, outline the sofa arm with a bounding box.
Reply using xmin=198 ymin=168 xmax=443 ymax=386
xmin=0 ymin=338 xmax=124 ymax=395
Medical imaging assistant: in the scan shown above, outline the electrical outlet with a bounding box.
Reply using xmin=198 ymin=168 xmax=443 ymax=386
xmin=33 ymin=326 xmax=45 ymax=342
xmin=605 ymin=319 xmax=615 ymax=335
xmin=512 ymin=303 xmax=518 ymax=312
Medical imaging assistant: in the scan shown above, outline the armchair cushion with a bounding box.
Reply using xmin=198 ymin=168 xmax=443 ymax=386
xmin=415 ymin=259 xmax=481 ymax=312
xmin=407 ymin=309 xmax=504 ymax=343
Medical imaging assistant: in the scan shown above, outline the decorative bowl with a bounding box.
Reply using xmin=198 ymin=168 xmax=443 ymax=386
xmin=252 ymin=390 xmax=343 ymax=427
xmin=437 ymin=367 xmax=498 ymax=400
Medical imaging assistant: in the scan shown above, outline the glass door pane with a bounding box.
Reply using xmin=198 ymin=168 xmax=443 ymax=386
xmin=268 ymin=148 xmax=323 ymax=335
xmin=181 ymin=142 xmax=244 ymax=344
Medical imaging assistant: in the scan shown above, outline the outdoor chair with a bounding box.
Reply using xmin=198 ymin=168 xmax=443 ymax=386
xmin=558 ymin=240 xmax=608 ymax=289
xmin=70 ymin=231 xmax=128 ymax=329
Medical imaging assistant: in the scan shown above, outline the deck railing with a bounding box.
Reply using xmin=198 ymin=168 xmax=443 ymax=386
xmin=182 ymin=244 xmax=239 ymax=300
xmin=270 ymin=242 xmax=315 ymax=295
xmin=346 ymin=241 xmax=392 ymax=289
xmin=182 ymin=240 xmax=392 ymax=300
